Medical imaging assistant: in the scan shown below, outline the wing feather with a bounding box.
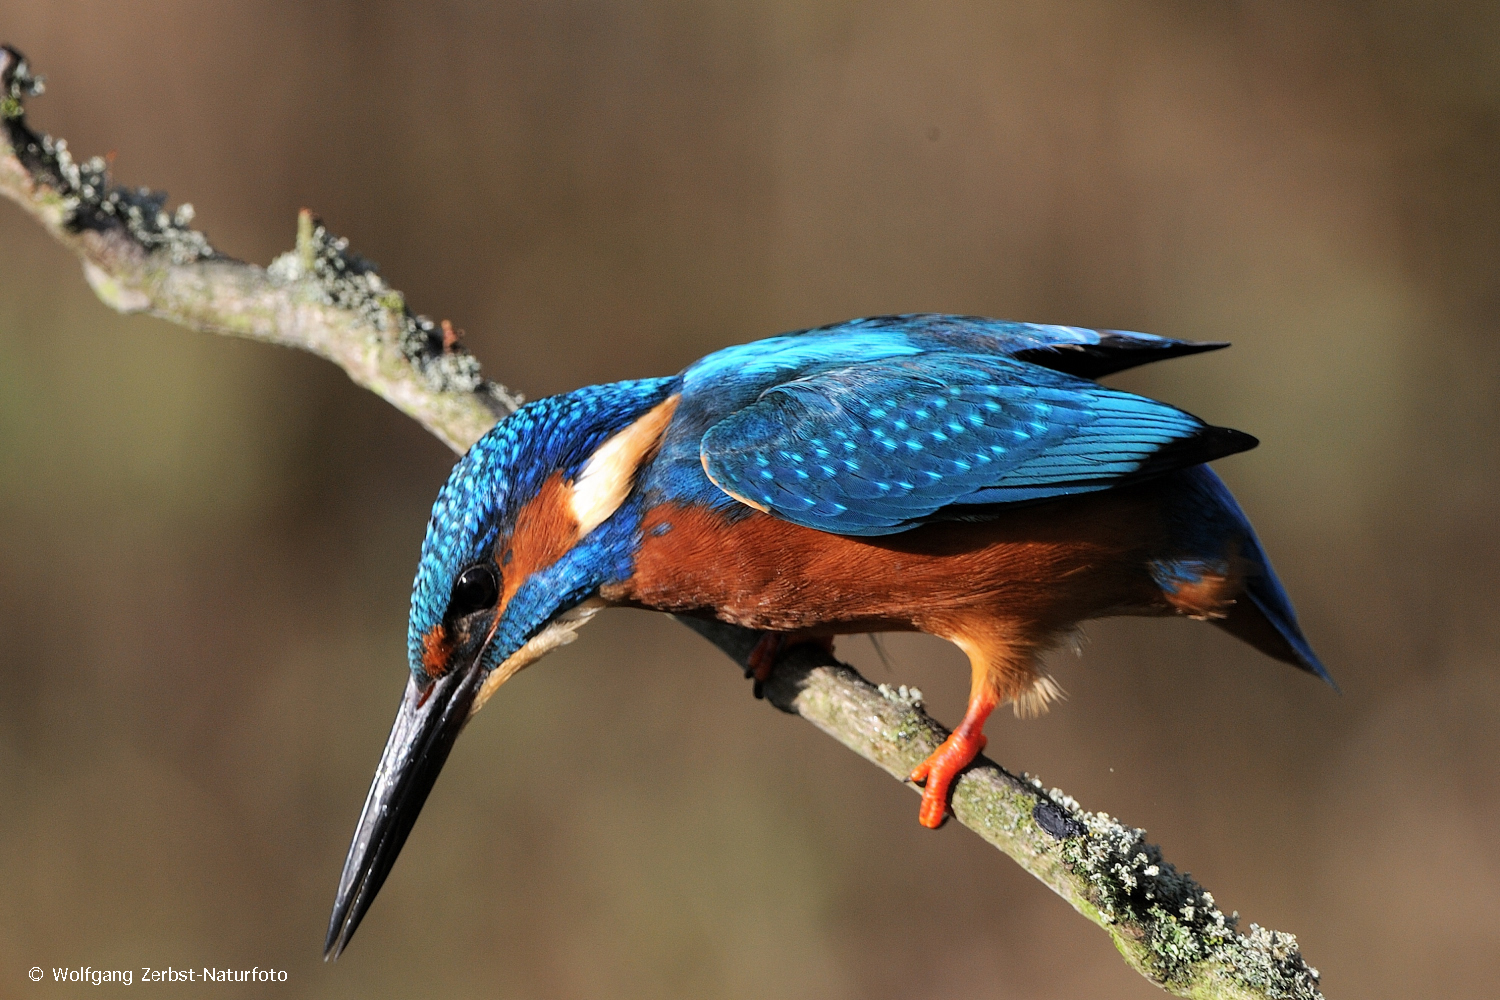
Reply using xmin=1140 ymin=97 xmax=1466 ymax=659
xmin=699 ymin=353 xmax=1253 ymax=535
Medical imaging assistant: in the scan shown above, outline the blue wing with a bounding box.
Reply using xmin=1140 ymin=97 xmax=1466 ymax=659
xmin=681 ymin=314 xmax=1224 ymax=391
xmin=803 ymin=315 xmax=1228 ymax=379
xmin=698 ymin=352 xmax=1254 ymax=535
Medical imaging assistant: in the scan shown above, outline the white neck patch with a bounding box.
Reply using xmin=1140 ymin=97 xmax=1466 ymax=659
xmin=568 ymin=394 xmax=680 ymax=539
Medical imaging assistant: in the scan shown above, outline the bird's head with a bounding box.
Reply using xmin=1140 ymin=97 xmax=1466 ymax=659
xmin=325 ymin=377 xmax=680 ymax=958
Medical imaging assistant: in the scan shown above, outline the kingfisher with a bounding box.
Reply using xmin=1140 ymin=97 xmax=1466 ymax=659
xmin=324 ymin=313 xmax=1331 ymax=957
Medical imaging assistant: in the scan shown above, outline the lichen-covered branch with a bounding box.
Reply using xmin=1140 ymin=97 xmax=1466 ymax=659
xmin=679 ymin=619 xmax=1323 ymax=1000
xmin=0 ymin=44 xmax=1324 ymax=1000
xmin=0 ymin=45 xmax=518 ymax=451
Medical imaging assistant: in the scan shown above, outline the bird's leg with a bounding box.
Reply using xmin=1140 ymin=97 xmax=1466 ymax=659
xmin=909 ymin=683 xmax=999 ymax=829
xmin=746 ymin=631 xmax=836 ymax=698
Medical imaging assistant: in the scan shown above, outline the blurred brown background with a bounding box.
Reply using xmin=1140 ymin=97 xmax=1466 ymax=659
xmin=1 ymin=2 xmax=1496 ymax=997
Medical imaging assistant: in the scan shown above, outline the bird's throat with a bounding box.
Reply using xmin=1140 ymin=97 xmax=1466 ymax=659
xmin=470 ymin=597 xmax=608 ymax=717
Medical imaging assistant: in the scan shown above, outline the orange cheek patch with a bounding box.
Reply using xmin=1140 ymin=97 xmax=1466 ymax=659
xmin=500 ymin=471 xmax=581 ymax=611
xmin=421 ymin=624 xmax=453 ymax=678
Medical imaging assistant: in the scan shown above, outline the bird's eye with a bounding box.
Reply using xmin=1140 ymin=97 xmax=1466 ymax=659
xmin=450 ymin=564 xmax=499 ymax=618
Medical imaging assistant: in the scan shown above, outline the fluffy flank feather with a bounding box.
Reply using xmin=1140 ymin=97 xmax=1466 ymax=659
xmin=1011 ymin=673 xmax=1066 ymax=718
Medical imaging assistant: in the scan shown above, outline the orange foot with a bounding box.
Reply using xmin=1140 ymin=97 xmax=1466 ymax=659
xmin=746 ymin=632 xmax=835 ymax=698
xmin=909 ymin=727 xmax=988 ymax=828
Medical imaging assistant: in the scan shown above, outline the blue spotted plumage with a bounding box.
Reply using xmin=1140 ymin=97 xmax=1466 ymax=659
xmin=698 ymin=352 xmax=1243 ymax=533
xmin=327 ymin=313 xmax=1331 ymax=957
xmin=646 ymin=313 xmax=1231 ymax=515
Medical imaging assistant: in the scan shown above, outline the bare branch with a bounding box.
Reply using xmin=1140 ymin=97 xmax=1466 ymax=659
xmin=0 ymin=44 xmax=1324 ymax=1000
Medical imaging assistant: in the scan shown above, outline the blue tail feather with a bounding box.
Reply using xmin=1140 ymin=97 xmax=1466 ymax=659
xmin=1167 ymin=467 xmax=1335 ymax=689
xmin=1237 ymin=540 xmax=1337 ymax=689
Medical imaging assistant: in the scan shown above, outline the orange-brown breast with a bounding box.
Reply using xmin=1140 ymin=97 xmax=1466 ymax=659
xmin=606 ymin=480 xmax=1182 ymax=657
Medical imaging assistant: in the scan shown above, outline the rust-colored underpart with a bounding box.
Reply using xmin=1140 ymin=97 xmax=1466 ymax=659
xmin=606 ymin=479 xmax=1201 ymax=827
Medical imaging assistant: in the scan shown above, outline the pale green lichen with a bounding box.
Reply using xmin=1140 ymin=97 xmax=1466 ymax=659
xmin=1 ymin=44 xmax=41 ymax=119
xmin=267 ymin=215 xmax=503 ymax=399
xmin=687 ymin=627 xmax=1324 ymax=1000
xmin=876 ymin=682 xmax=924 ymax=711
xmin=2 ymin=46 xmax=214 ymax=266
xmin=2 ymin=43 xmax=517 ymax=414
xmin=1034 ymin=783 xmax=1323 ymax=999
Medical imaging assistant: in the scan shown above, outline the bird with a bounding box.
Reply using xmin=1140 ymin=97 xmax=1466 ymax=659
xmin=324 ymin=313 xmax=1331 ymax=957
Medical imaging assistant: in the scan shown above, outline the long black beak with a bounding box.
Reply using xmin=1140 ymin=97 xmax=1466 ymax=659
xmin=324 ymin=658 xmax=485 ymax=959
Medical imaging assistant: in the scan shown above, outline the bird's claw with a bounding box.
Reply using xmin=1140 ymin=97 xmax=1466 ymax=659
xmin=908 ymin=729 xmax=988 ymax=828
xmin=746 ymin=633 xmax=785 ymax=685
xmin=744 ymin=632 xmax=835 ymax=699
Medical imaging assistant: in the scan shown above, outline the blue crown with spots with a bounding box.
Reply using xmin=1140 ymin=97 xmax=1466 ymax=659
xmin=406 ymin=377 xmax=679 ymax=678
